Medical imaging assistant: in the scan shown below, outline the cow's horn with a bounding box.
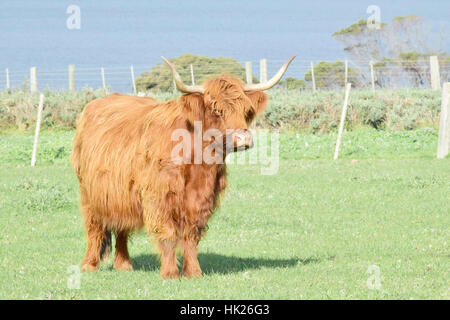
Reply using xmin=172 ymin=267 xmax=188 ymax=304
xmin=243 ymin=55 xmax=297 ymax=91
xmin=161 ymin=56 xmax=205 ymax=94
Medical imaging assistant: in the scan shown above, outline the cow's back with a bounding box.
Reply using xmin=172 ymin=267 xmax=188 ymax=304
xmin=71 ymin=93 xmax=159 ymax=229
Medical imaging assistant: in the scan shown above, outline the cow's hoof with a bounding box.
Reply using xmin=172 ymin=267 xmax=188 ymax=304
xmin=114 ymin=260 xmax=133 ymax=271
xmin=161 ymin=268 xmax=179 ymax=279
xmin=81 ymin=263 xmax=100 ymax=272
xmin=182 ymin=268 xmax=202 ymax=279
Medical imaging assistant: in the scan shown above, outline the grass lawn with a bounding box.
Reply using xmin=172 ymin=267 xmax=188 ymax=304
xmin=0 ymin=128 xmax=449 ymax=299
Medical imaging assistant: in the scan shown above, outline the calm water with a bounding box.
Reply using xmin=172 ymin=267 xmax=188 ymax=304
xmin=0 ymin=0 xmax=449 ymax=91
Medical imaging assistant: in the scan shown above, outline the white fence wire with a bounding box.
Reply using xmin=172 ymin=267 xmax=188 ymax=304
xmin=1 ymin=58 xmax=449 ymax=93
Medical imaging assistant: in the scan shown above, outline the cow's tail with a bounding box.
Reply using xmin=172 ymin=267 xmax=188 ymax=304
xmin=100 ymin=229 xmax=112 ymax=262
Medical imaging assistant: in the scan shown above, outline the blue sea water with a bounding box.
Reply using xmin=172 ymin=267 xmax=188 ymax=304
xmin=0 ymin=0 xmax=449 ymax=92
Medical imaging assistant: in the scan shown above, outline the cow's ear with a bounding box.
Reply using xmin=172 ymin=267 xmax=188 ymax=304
xmin=246 ymin=91 xmax=268 ymax=118
xmin=180 ymin=94 xmax=205 ymax=122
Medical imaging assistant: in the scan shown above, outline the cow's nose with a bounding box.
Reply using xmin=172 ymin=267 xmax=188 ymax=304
xmin=234 ymin=130 xmax=253 ymax=150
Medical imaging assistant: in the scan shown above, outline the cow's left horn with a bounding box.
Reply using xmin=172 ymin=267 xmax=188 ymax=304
xmin=243 ymin=55 xmax=297 ymax=91
xmin=161 ymin=56 xmax=205 ymax=94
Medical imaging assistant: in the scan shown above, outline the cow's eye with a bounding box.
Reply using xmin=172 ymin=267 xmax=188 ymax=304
xmin=245 ymin=109 xmax=255 ymax=123
xmin=212 ymin=108 xmax=223 ymax=118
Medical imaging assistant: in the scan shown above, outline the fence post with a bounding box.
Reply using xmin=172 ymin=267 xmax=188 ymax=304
xmin=245 ymin=61 xmax=253 ymax=84
xmin=310 ymin=61 xmax=316 ymax=93
xmin=370 ymin=60 xmax=375 ymax=92
xmin=430 ymin=56 xmax=441 ymax=91
xmin=437 ymin=82 xmax=450 ymax=158
xmin=344 ymin=60 xmax=348 ymax=85
xmin=101 ymin=67 xmax=106 ymax=90
xmin=30 ymin=67 xmax=38 ymax=93
xmin=190 ymin=64 xmax=195 ymax=85
xmin=259 ymin=58 xmax=267 ymax=83
xmin=68 ymin=64 xmax=75 ymax=92
xmin=31 ymin=93 xmax=44 ymax=167
xmin=334 ymin=83 xmax=352 ymax=160
xmin=130 ymin=65 xmax=137 ymax=95
xmin=5 ymin=68 xmax=10 ymax=90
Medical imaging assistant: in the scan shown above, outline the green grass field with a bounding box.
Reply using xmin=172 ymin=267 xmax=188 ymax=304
xmin=0 ymin=129 xmax=449 ymax=299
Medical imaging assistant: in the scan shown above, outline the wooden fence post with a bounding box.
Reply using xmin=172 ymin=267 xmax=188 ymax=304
xmin=68 ymin=64 xmax=75 ymax=92
xmin=370 ymin=60 xmax=375 ymax=92
xmin=31 ymin=93 xmax=44 ymax=167
xmin=5 ymin=68 xmax=10 ymax=90
xmin=130 ymin=65 xmax=137 ymax=95
xmin=101 ymin=67 xmax=106 ymax=90
xmin=344 ymin=60 xmax=348 ymax=85
xmin=437 ymin=82 xmax=450 ymax=158
xmin=430 ymin=56 xmax=441 ymax=91
xmin=334 ymin=83 xmax=352 ymax=160
xmin=259 ymin=58 xmax=267 ymax=83
xmin=190 ymin=64 xmax=195 ymax=85
xmin=245 ymin=62 xmax=253 ymax=84
xmin=30 ymin=67 xmax=38 ymax=93
xmin=310 ymin=61 xmax=316 ymax=93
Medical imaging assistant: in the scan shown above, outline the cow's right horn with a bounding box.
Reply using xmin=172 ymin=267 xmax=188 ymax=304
xmin=161 ymin=56 xmax=205 ymax=94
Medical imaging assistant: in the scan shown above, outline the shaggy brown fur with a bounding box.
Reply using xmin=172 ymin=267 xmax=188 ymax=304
xmin=70 ymin=75 xmax=268 ymax=278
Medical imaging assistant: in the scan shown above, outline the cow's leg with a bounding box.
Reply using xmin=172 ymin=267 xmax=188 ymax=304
xmin=114 ymin=230 xmax=133 ymax=271
xmin=181 ymin=233 xmax=202 ymax=278
xmin=100 ymin=229 xmax=112 ymax=262
xmin=157 ymin=237 xmax=179 ymax=279
xmin=81 ymin=207 xmax=105 ymax=272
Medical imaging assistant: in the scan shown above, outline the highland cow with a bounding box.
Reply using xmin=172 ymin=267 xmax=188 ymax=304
xmin=70 ymin=55 xmax=296 ymax=278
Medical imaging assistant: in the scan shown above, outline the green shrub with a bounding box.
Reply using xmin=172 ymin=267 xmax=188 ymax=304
xmin=278 ymin=77 xmax=306 ymax=90
xmin=0 ymin=88 xmax=441 ymax=133
xmin=0 ymin=88 xmax=107 ymax=130
xmin=135 ymin=54 xmax=251 ymax=92
xmin=261 ymin=88 xmax=440 ymax=132
xmin=304 ymin=61 xmax=360 ymax=89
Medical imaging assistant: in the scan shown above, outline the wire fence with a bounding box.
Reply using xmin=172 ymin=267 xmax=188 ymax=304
xmin=1 ymin=58 xmax=449 ymax=93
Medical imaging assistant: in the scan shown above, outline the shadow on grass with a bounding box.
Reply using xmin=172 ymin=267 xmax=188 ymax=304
xmin=131 ymin=253 xmax=330 ymax=274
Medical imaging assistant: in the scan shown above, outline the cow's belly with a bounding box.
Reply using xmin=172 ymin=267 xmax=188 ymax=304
xmin=81 ymin=177 xmax=145 ymax=231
